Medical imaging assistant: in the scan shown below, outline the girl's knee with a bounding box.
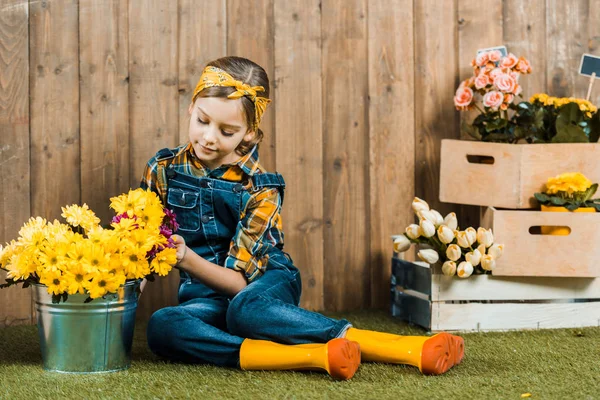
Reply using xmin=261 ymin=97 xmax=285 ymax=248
xmin=226 ymin=289 xmax=261 ymax=337
xmin=147 ymin=307 xmax=183 ymax=355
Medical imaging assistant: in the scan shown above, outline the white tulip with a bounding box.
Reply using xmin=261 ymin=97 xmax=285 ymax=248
xmin=443 ymin=212 xmax=458 ymax=230
xmin=477 ymin=243 xmax=486 ymax=256
xmin=418 ymin=249 xmax=439 ymax=264
xmin=418 ymin=210 xmax=437 ymax=225
xmin=466 ymin=227 xmax=477 ymax=246
xmin=455 ymin=231 xmax=471 ymax=248
xmin=405 ymin=224 xmax=421 ymax=240
xmin=393 ymin=235 xmax=411 ymax=253
xmin=488 ymin=243 xmax=504 ymax=259
xmin=446 ymin=244 xmax=462 ymax=262
xmin=412 ymin=197 xmax=430 ymax=214
xmin=457 ymin=261 xmax=474 ymax=278
xmin=442 ymin=261 xmax=457 ymax=276
xmin=465 ymin=248 xmax=482 ymax=266
xmin=419 ymin=219 xmax=436 ymax=238
xmin=481 ymin=254 xmax=496 ymax=271
xmin=437 ymin=225 xmax=455 ymax=244
xmin=477 ymin=227 xmax=494 ymax=248
xmin=430 ymin=209 xmax=445 ymax=226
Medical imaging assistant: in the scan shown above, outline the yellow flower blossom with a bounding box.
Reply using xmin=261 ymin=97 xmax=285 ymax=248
xmin=61 ymin=204 xmax=101 ymax=232
xmin=40 ymin=270 xmax=66 ymax=296
xmin=85 ymin=271 xmax=124 ymax=299
xmin=545 ymin=172 xmax=593 ymax=195
xmin=151 ymin=248 xmax=177 ymax=276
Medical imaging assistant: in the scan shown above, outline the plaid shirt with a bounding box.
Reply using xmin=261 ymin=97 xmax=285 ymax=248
xmin=140 ymin=143 xmax=283 ymax=282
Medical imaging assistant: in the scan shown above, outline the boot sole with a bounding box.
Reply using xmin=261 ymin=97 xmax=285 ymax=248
xmin=420 ymin=333 xmax=464 ymax=375
xmin=327 ymin=338 xmax=361 ymax=380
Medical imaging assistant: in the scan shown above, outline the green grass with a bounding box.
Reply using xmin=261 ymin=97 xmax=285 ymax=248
xmin=1 ymin=310 xmax=599 ymax=399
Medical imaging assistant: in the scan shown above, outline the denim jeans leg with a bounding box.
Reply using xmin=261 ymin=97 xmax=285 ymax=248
xmin=147 ymin=296 xmax=244 ymax=367
xmin=226 ymin=269 xmax=351 ymax=344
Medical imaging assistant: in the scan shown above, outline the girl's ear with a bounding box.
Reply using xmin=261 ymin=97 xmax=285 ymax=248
xmin=243 ymin=129 xmax=256 ymax=142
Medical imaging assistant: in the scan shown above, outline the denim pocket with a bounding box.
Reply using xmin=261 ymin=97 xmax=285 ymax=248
xmin=167 ymin=188 xmax=201 ymax=232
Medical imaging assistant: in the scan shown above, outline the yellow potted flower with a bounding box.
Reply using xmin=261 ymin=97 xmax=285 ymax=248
xmin=534 ymin=172 xmax=600 ymax=235
xmin=0 ymin=188 xmax=178 ymax=373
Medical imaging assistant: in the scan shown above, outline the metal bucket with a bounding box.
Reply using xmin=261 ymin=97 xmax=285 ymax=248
xmin=32 ymin=280 xmax=140 ymax=373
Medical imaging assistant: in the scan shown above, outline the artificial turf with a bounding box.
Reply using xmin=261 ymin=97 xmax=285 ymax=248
xmin=0 ymin=310 xmax=598 ymax=399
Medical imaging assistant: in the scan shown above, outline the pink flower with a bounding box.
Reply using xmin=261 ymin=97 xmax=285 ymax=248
xmin=474 ymin=73 xmax=490 ymax=89
xmin=483 ymin=90 xmax=503 ymax=110
xmin=504 ymin=93 xmax=514 ymax=104
xmin=454 ymin=86 xmax=474 ymax=109
xmin=459 ymin=77 xmax=475 ymax=88
xmin=500 ymin=53 xmax=519 ymax=69
xmin=475 ymin=52 xmax=490 ymax=67
xmin=516 ymin=57 xmax=532 ymax=74
xmin=510 ymin=71 xmax=520 ymax=82
xmin=514 ymin=84 xmax=523 ymax=96
xmin=494 ymin=73 xmax=517 ymax=93
xmin=488 ymin=50 xmax=502 ymax=62
xmin=489 ymin=68 xmax=503 ymax=83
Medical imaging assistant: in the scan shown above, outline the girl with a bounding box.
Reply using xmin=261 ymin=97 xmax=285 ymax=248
xmin=141 ymin=56 xmax=464 ymax=380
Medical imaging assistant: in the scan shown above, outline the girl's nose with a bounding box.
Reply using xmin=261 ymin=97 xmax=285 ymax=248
xmin=203 ymin=127 xmax=218 ymax=144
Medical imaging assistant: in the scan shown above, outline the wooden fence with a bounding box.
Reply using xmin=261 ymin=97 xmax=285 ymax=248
xmin=1 ymin=0 xmax=599 ymax=326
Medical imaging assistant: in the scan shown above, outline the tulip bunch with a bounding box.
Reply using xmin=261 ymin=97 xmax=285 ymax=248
xmin=394 ymin=197 xmax=505 ymax=278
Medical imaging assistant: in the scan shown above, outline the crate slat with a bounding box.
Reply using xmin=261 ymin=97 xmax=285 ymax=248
xmin=432 ymin=302 xmax=600 ymax=332
xmin=391 ymin=289 xmax=431 ymax=330
xmin=392 ymin=258 xmax=432 ymax=296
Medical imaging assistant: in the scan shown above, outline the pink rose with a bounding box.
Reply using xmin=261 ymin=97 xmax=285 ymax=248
xmin=459 ymin=77 xmax=475 ymax=88
xmin=474 ymin=73 xmax=490 ymax=90
xmin=510 ymin=71 xmax=520 ymax=82
xmin=454 ymin=86 xmax=474 ymax=109
xmin=500 ymin=53 xmax=519 ymax=69
xmin=516 ymin=57 xmax=532 ymax=74
xmin=494 ymin=73 xmax=517 ymax=93
xmin=504 ymin=93 xmax=514 ymax=104
xmin=514 ymin=84 xmax=522 ymax=96
xmin=489 ymin=68 xmax=503 ymax=82
xmin=488 ymin=50 xmax=502 ymax=62
xmin=475 ymin=52 xmax=490 ymax=67
xmin=483 ymin=90 xmax=503 ymax=110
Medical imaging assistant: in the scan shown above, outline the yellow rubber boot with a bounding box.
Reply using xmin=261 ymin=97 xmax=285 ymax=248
xmin=239 ymin=338 xmax=361 ymax=380
xmin=345 ymin=328 xmax=464 ymax=375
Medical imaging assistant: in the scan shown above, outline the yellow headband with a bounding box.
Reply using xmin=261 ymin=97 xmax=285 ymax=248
xmin=192 ymin=66 xmax=271 ymax=131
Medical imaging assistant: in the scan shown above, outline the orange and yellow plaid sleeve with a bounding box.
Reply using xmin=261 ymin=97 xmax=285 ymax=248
xmin=225 ymin=187 xmax=284 ymax=282
xmin=139 ymin=157 xmax=168 ymax=204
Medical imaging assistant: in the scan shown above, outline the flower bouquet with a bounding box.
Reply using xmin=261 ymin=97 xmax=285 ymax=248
xmin=394 ymin=198 xmax=504 ymax=278
xmin=0 ymin=188 xmax=179 ymax=303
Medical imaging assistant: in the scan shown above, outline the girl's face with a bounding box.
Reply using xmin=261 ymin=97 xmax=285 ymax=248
xmin=187 ymin=96 xmax=255 ymax=170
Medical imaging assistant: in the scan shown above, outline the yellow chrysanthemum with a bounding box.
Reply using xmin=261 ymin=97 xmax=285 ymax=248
xmin=111 ymin=217 xmax=139 ymax=235
xmin=39 ymin=269 xmax=66 ymax=296
xmin=38 ymin=242 xmax=70 ymax=273
xmin=530 ymin=93 xmax=549 ymax=104
xmin=80 ymin=242 xmax=110 ymax=273
xmin=63 ymin=263 xmax=94 ymax=295
xmin=61 ymin=204 xmax=101 ymax=231
xmin=84 ymin=271 xmax=124 ymax=299
xmin=150 ymin=248 xmax=177 ymax=276
xmin=546 ymin=172 xmax=593 ymax=195
xmin=121 ymin=245 xmax=152 ymax=279
xmin=110 ymin=188 xmax=148 ymax=217
xmin=137 ymin=205 xmax=165 ymax=230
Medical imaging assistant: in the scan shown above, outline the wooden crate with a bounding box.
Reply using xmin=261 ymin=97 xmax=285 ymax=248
xmin=439 ymin=139 xmax=600 ymax=209
xmin=391 ymin=256 xmax=600 ymax=332
xmin=481 ymin=206 xmax=600 ymax=277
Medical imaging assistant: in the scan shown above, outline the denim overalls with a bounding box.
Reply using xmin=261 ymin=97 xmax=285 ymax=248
xmin=146 ymin=149 xmax=351 ymax=367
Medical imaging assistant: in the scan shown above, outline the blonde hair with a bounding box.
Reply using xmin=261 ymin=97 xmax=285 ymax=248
xmin=192 ymin=56 xmax=270 ymax=155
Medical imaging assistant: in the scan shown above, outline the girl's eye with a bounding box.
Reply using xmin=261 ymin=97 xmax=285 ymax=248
xmin=197 ymin=117 xmax=208 ymax=125
xmin=221 ymin=130 xmax=235 ymax=137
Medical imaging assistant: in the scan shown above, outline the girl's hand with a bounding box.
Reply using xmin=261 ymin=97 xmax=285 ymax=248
xmin=172 ymin=234 xmax=188 ymax=269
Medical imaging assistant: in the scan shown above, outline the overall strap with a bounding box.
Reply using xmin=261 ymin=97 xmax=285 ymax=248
xmin=250 ymin=172 xmax=286 ymax=204
xmin=155 ymin=147 xmax=177 ymax=179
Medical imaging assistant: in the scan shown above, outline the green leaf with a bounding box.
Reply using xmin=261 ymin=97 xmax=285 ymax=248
xmin=552 ymin=124 xmax=589 ymax=143
xmin=485 ymin=118 xmax=508 ymax=133
xmin=461 ymin=119 xmax=482 ymax=140
xmin=550 ymin=196 xmax=567 ymax=206
xmin=84 ymin=297 xmax=93 ymax=304
xmin=534 ymin=192 xmax=551 ymax=203
xmin=556 ymin=103 xmax=584 ymax=132
xmin=584 ymin=183 xmax=598 ymax=201
xmin=565 ymin=203 xmax=580 ymax=211
xmin=592 ymin=203 xmax=600 ymax=212
xmin=590 ymin=112 xmax=600 ymax=142
xmin=51 ymin=294 xmax=61 ymax=304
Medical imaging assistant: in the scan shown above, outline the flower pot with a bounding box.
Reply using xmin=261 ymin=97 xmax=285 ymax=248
xmin=540 ymin=204 xmax=596 ymax=235
xmin=32 ymin=280 xmax=140 ymax=373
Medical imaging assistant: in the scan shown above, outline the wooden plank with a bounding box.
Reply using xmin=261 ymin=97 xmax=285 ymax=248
xmin=322 ymin=0 xmax=369 ymax=311
xmin=392 ymin=258 xmax=432 ymax=297
xmin=0 ymin=0 xmax=32 ymax=327
xmin=484 ymin=207 xmax=600 ymax=277
xmin=589 ymin=0 xmax=600 ymax=105
xmin=433 ymin=274 xmax=600 ymax=301
xmin=30 ymin=0 xmax=80 ymax=222
xmin=79 ymin=0 xmax=129 ymax=225
xmin=129 ymin=0 xmax=179 ymax=321
xmin=502 ymin=0 xmax=547 ymax=97
xmin=274 ymin=0 xmax=323 ymax=310
xmin=415 ymin=0 xmax=460 ymax=219
xmin=391 ymin=290 xmax=431 ymax=331
xmin=546 ymin=0 xmax=589 ymax=98
xmin=178 ymin=0 xmax=226 ymax=143
xmin=432 ymin=302 xmax=600 ymax=332
xmin=368 ymin=0 xmax=414 ymax=309
xmin=227 ymin=0 xmax=275 ymax=172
